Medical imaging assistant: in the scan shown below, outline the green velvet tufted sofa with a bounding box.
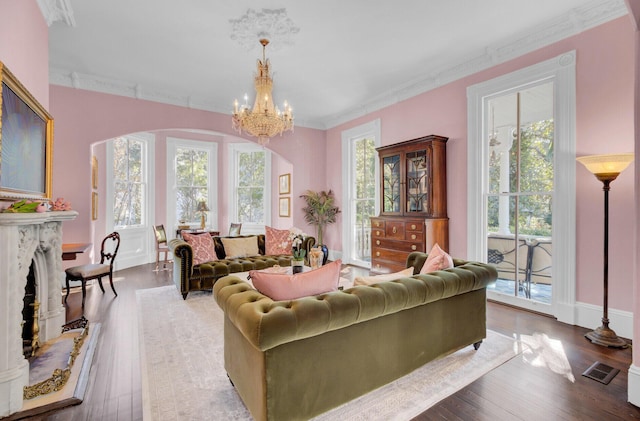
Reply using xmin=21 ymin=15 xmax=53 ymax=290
xmin=213 ymin=251 xmax=498 ymax=421
xmin=169 ymin=234 xmax=315 ymax=299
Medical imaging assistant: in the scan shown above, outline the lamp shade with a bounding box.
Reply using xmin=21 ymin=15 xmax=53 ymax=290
xmin=197 ymin=201 xmax=209 ymax=212
xmin=576 ymin=153 xmax=634 ymax=176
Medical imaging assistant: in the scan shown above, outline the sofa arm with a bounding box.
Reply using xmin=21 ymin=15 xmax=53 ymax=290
xmin=169 ymin=238 xmax=193 ymax=296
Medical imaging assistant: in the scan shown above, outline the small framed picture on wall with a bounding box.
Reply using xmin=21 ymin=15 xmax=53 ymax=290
xmin=92 ymin=192 xmax=98 ymax=220
xmin=279 ymin=197 xmax=290 ymax=217
xmin=279 ymin=173 xmax=290 ymax=195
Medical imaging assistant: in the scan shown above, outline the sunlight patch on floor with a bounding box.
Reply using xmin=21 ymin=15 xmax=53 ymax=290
xmin=514 ymin=332 xmax=575 ymax=382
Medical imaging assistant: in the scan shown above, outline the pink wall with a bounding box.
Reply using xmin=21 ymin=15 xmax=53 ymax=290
xmin=49 ymin=86 xmax=326 ymax=265
xmin=326 ymin=17 xmax=636 ymax=312
xmin=0 ymin=0 xmax=48 ymax=107
xmin=4 ymin=3 xmax=635 ymax=313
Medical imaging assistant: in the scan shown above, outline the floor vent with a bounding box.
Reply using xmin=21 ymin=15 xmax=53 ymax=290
xmin=582 ymin=361 xmax=620 ymax=385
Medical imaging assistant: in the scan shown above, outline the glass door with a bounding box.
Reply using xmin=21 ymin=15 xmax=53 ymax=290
xmin=382 ymin=153 xmax=401 ymax=214
xmin=485 ymin=82 xmax=554 ymax=306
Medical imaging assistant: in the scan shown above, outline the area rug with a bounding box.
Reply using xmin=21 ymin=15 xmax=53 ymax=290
xmin=138 ymin=286 xmax=521 ymax=420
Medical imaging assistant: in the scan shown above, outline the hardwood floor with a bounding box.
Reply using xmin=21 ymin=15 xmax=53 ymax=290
xmin=26 ymin=263 xmax=640 ymax=420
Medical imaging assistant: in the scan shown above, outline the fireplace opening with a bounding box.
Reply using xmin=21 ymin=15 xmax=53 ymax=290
xmin=22 ymin=260 xmax=37 ymax=359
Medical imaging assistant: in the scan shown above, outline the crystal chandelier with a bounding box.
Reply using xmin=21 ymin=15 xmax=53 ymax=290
xmin=232 ymin=39 xmax=294 ymax=145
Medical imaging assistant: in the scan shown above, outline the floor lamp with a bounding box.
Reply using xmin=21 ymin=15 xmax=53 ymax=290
xmin=577 ymin=153 xmax=634 ymax=348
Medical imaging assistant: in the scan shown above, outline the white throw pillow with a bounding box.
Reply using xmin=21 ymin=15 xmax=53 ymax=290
xmin=220 ymin=236 xmax=260 ymax=259
xmin=354 ymin=267 xmax=414 ymax=286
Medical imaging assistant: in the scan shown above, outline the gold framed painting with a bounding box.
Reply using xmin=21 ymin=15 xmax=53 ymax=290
xmin=279 ymin=173 xmax=290 ymax=195
xmin=0 ymin=61 xmax=54 ymax=199
xmin=91 ymin=156 xmax=98 ymax=189
xmin=279 ymin=197 xmax=290 ymax=217
xmin=92 ymin=192 xmax=98 ymax=220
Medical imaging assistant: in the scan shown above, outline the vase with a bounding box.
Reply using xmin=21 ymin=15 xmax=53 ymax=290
xmin=319 ymin=244 xmax=329 ymax=265
xmin=309 ymin=247 xmax=324 ymax=270
xmin=291 ymin=259 xmax=304 ymax=274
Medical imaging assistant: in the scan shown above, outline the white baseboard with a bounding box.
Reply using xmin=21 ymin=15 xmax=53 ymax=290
xmin=629 ymin=365 xmax=640 ymax=407
xmin=574 ymin=301 xmax=633 ymax=340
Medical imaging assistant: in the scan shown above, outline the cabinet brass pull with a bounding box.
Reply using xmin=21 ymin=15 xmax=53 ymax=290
xmin=392 ymin=226 xmax=397 ymax=234
xmin=411 ymin=234 xmax=416 ymax=240
xmin=376 ymin=252 xmax=380 ymax=257
xmin=377 ymin=231 xmax=381 ymax=236
xmin=411 ymin=224 xmax=416 ymax=229
xmin=412 ymin=245 xmax=417 ymax=250
xmin=376 ymin=240 xmax=380 ymax=245
xmin=376 ymin=222 xmax=380 ymax=227
xmin=376 ymin=264 xmax=380 ymax=269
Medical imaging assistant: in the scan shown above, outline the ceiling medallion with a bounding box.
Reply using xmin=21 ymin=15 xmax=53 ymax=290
xmin=232 ymin=39 xmax=294 ymax=145
xmin=229 ymin=8 xmax=300 ymax=51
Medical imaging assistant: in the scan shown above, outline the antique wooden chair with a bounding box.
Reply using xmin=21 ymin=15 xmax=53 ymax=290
xmin=153 ymin=225 xmax=172 ymax=271
xmin=64 ymin=232 xmax=121 ymax=307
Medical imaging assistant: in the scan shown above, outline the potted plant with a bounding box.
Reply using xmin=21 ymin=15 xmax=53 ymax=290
xmin=288 ymin=228 xmax=306 ymax=273
xmin=300 ymin=190 xmax=340 ymax=264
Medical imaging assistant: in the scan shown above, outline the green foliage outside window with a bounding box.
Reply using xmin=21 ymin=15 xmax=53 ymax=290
xmin=175 ymin=148 xmax=208 ymax=224
xmin=113 ymin=137 xmax=144 ymax=227
xmin=487 ymin=119 xmax=554 ymax=237
xmin=236 ymin=150 xmax=265 ymax=223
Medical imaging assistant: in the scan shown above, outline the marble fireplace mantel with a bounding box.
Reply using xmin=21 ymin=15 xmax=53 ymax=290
xmin=0 ymin=210 xmax=78 ymax=417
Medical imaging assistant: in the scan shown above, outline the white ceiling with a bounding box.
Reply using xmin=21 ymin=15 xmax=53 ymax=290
xmin=45 ymin=0 xmax=627 ymax=130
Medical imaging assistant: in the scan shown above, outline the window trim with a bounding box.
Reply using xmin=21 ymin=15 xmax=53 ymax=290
xmin=341 ymin=119 xmax=381 ymax=266
xmin=166 ymin=137 xmax=218 ymax=237
xmin=467 ymin=51 xmax=576 ymax=322
xmin=106 ymin=132 xmax=153 ymax=231
xmin=227 ymin=142 xmax=271 ymax=234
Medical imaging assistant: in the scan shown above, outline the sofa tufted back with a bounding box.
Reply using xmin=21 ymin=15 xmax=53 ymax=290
xmin=214 ymin=259 xmax=497 ymax=351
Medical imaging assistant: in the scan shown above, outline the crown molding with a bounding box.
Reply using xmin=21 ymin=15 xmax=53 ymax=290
xmin=37 ymin=0 xmax=75 ymax=27
xmin=48 ymin=0 xmax=626 ymax=131
xmin=321 ymin=0 xmax=627 ymax=129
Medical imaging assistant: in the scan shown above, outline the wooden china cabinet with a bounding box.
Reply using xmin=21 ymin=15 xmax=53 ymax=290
xmin=370 ymin=135 xmax=449 ymax=274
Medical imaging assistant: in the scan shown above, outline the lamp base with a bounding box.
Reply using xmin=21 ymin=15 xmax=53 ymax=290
xmin=585 ymin=325 xmax=629 ymax=348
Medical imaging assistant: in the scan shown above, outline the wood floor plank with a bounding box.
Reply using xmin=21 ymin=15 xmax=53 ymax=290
xmin=29 ymin=263 xmax=640 ymax=420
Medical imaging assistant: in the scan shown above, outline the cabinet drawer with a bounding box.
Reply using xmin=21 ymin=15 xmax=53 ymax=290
xmin=372 ymin=228 xmax=385 ymax=238
xmin=371 ymin=219 xmax=385 ymax=229
xmin=405 ymin=220 xmax=424 ymax=232
xmin=405 ymin=231 xmax=424 ymax=242
xmin=385 ymin=221 xmax=405 ymax=240
xmin=372 ymin=247 xmax=410 ymax=263
xmin=373 ymin=239 xmax=424 ymax=253
xmin=371 ymin=258 xmax=407 ymax=274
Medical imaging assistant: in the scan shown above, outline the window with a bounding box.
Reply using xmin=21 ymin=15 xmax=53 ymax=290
xmin=341 ymin=119 xmax=380 ymax=268
xmin=175 ymin=148 xmax=209 ymax=225
xmin=467 ymin=51 xmax=576 ymax=319
xmin=228 ymin=143 xmax=271 ymax=233
xmin=113 ymin=136 xmax=146 ymax=227
xmin=167 ymin=138 xmax=217 ymax=233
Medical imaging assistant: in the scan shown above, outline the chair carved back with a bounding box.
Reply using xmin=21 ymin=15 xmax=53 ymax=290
xmin=100 ymin=232 xmax=121 ymax=268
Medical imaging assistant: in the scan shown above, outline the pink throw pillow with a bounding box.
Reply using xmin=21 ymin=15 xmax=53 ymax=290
xmin=250 ymin=259 xmax=342 ymax=300
xmin=419 ymin=243 xmax=454 ymax=274
xmin=265 ymin=226 xmax=292 ymax=255
xmin=182 ymin=232 xmax=217 ymax=266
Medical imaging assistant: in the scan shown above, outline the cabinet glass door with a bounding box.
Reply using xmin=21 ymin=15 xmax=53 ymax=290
xmin=382 ymin=154 xmax=401 ymax=213
xmin=405 ymin=149 xmax=431 ymax=214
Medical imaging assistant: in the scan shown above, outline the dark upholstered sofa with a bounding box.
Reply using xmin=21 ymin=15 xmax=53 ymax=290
xmin=169 ymin=234 xmax=315 ymax=299
xmin=213 ymin=251 xmax=497 ymax=421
